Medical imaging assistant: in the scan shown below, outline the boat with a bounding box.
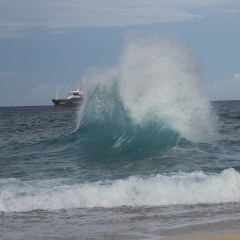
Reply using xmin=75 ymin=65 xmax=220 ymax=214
xmin=52 ymin=88 xmax=83 ymax=107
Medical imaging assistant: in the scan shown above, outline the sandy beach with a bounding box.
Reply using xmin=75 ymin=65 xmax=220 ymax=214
xmin=161 ymin=219 xmax=240 ymax=240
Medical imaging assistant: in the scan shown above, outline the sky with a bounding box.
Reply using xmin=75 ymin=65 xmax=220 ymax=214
xmin=0 ymin=0 xmax=240 ymax=106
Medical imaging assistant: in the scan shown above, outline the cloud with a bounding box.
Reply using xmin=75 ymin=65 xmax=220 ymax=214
xmin=221 ymin=9 xmax=239 ymax=13
xmin=50 ymin=30 xmax=71 ymax=35
xmin=0 ymin=24 xmax=27 ymax=38
xmin=0 ymin=0 xmax=238 ymax=38
xmin=0 ymin=71 xmax=26 ymax=80
xmin=208 ymin=73 xmax=240 ymax=100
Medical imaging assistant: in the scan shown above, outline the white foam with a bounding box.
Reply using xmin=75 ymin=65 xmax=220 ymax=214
xmin=1 ymin=168 xmax=240 ymax=212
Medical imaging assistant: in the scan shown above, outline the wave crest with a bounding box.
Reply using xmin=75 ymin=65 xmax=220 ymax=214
xmin=76 ymin=33 xmax=216 ymax=160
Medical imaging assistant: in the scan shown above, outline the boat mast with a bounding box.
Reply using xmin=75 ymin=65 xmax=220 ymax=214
xmin=56 ymin=91 xmax=58 ymax=100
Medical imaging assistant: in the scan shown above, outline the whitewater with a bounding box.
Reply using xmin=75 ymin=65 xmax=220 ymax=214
xmin=1 ymin=34 xmax=240 ymax=239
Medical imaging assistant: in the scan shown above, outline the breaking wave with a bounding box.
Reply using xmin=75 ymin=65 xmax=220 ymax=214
xmin=74 ymin=33 xmax=216 ymax=160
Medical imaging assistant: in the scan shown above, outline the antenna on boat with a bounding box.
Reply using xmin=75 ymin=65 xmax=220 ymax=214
xmin=55 ymin=91 xmax=58 ymax=100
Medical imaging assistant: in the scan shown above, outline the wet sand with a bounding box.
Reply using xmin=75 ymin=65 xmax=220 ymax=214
xmin=162 ymin=219 xmax=240 ymax=240
xmin=164 ymin=233 xmax=240 ymax=240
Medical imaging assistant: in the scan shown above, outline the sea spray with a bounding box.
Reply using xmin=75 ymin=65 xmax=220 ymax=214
xmin=119 ymin=33 xmax=216 ymax=142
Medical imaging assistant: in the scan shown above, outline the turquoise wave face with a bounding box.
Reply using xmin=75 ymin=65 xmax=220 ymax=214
xmin=75 ymin=82 xmax=180 ymax=162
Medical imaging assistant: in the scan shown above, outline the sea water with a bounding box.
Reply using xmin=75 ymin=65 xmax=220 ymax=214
xmin=1 ymin=34 xmax=240 ymax=239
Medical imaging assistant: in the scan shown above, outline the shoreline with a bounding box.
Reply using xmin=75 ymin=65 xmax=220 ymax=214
xmin=164 ymin=233 xmax=240 ymax=240
xmin=161 ymin=219 xmax=240 ymax=240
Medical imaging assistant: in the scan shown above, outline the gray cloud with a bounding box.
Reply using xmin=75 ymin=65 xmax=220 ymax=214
xmin=0 ymin=71 xmax=26 ymax=79
xmin=0 ymin=0 xmax=238 ymax=38
xmin=208 ymin=73 xmax=240 ymax=100
xmin=30 ymin=82 xmax=73 ymax=101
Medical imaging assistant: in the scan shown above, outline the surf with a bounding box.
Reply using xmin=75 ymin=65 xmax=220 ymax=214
xmin=1 ymin=168 xmax=240 ymax=212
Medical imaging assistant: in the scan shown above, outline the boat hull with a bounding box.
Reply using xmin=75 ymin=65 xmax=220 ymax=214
xmin=52 ymin=98 xmax=82 ymax=107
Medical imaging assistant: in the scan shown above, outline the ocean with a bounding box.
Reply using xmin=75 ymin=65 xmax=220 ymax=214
xmin=1 ymin=35 xmax=240 ymax=239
